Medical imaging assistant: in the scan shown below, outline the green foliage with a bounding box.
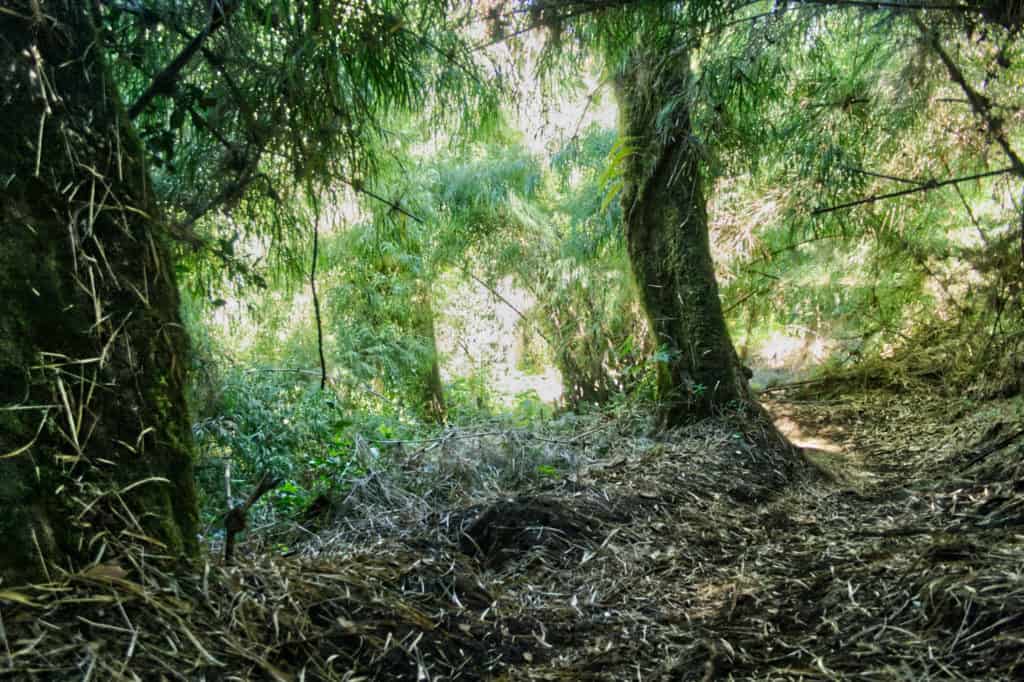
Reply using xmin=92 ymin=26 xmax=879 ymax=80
xmin=674 ymin=6 xmax=1024 ymax=389
xmin=512 ymin=390 xmax=556 ymax=426
xmin=510 ymin=0 xmax=1023 ymax=397
xmin=100 ymin=0 xmax=499 ymax=293
xmin=192 ymin=370 xmax=344 ymax=517
xmin=317 ymin=209 xmax=446 ymax=419
xmin=423 ymin=124 xmax=654 ymax=407
xmin=173 ymin=0 xmax=1024 ymax=536
xmin=190 ymin=366 xmax=432 ymax=523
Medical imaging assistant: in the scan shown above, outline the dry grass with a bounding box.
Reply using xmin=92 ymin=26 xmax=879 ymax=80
xmin=2 ymin=390 xmax=1023 ymax=680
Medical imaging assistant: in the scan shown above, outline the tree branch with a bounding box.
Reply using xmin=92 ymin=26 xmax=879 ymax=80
xmin=342 ymin=177 xmax=425 ymax=224
xmin=310 ymin=194 xmax=328 ymax=392
xmin=790 ymin=0 xmax=988 ymax=12
xmin=223 ymin=471 xmax=281 ymax=564
xmin=812 ymin=167 xmax=1015 ymax=216
xmin=914 ymin=17 xmax=1024 ymax=177
xmin=474 ymin=0 xmax=989 ymax=52
xmin=462 ymin=267 xmax=554 ymax=346
xmin=128 ymin=0 xmax=241 ymax=120
xmin=840 ymin=165 xmax=928 ymax=186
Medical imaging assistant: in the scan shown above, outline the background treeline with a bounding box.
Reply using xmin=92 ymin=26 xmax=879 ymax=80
xmin=97 ymin=1 xmax=1023 ymax=528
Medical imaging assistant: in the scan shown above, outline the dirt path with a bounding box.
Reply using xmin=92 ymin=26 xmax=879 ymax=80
xmin=481 ymin=389 xmax=1024 ymax=680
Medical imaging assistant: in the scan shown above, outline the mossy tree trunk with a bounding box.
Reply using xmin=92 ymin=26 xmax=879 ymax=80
xmin=616 ymin=48 xmax=754 ymax=424
xmin=416 ymin=287 xmax=448 ymax=423
xmin=0 ymin=1 xmax=199 ymax=583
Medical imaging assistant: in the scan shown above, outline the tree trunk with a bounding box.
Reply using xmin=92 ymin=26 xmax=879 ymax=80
xmin=416 ymin=288 xmax=448 ymax=423
xmin=616 ymin=48 xmax=754 ymax=424
xmin=0 ymin=1 xmax=199 ymax=583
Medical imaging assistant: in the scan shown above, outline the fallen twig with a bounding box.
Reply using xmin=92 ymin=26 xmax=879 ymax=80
xmin=224 ymin=472 xmax=282 ymax=564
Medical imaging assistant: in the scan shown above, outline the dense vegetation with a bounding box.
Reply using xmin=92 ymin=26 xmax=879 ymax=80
xmin=2 ymin=0 xmax=1023 ymax=678
xmin=172 ymin=1 xmax=1024 ymax=520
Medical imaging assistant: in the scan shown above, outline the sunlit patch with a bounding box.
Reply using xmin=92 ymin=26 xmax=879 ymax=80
xmin=757 ymin=331 xmax=806 ymax=368
xmin=773 ymin=415 xmax=843 ymax=454
xmin=438 ymin=276 xmax=564 ymax=407
xmin=756 ymin=329 xmax=835 ymax=368
xmin=494 ymin=367 xmax=563 ymax=405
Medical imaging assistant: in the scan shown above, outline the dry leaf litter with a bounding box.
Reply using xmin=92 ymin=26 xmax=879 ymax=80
xmin=1 ymin=387 xmax=1022 ymax=680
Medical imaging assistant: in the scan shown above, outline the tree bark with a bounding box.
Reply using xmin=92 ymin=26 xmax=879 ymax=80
xmin=0 ymin=1 xmax=199 ymax=583
xmin=616 ymin=48 xmax=754 ymax=424
xmin=416 ymin=287 xmax=448 ymax=423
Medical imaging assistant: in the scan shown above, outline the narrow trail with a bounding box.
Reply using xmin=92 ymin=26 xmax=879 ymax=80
xmin=489 ymin=388 xmax=1024 ymax=680
xmin=704 ymin=389 xmax=1024 ymax=680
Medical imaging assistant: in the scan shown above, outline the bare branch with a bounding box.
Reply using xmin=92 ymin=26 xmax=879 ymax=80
xmin=224 ymin=471 xmax=282 ymax=564
xmin=914 ymin=16 xmax=1024 ymax=177
xmin=342 ymin=178 xmax=425 ymax=224
xmin=812 ymin=166 xmax=1015 ymax=216
xmin=310 ymin=193 xmax=328 ymax=392
xmin=129 ymin=0 xmax=241 ymax=120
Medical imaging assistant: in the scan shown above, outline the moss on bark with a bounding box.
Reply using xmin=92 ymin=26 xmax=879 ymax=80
xmin=0 ymin=1 xmax=198 ymax=583
xmin=616 ymin=49 xmax=754 ymax=424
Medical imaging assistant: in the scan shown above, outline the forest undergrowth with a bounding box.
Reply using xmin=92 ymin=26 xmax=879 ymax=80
xmin=2 ymin=374 xmax=1023 ymax=680
xmin=5 ymin=2 xmax=1024 ymax=679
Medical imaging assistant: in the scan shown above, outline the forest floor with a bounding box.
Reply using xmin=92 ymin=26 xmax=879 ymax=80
xmin=451 ymin=385 xmax=1024 ymax=681
xmin=2 ymin=383 xmax=1023 ymax=680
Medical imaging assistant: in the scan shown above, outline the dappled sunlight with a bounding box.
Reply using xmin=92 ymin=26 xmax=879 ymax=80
xmin=772 ymin=413 xmax=843 ymax=454
xmin=7 ymin=1 xmax=1024 ymax=678
xmin=755 ymin=329 xmax=833 ymax=369
xmin=494 ymin=366 xmax=563 ymax=405
xmin=438 ymin=275 xmax=564 ymax=406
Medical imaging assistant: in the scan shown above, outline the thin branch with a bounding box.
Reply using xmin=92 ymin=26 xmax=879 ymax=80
xmin=743 ymin=233 xmax=844 ymax=267
xmin=569 ymin=77 xmax=611 ymax=141
xmin=0 ymin=6 xmax=34 ymax=21
xmin=472 ymin=1 xmax=638 ymax=52
xmin=840 ymin=165 xmax=927 ymax=186
xmin=128 ymin=0 xmax=241 ymax=119
xmin=791 ymin=0 xmax=986 ymax=11
xmin=223 ymin=471 xmax=281 ymax=564
xmin=310 ymin=194 xmax=328 ymax=392
xmin=171 ymin=172 xmax=250 ymax=237
xmin=472 ymin=0 xmax=985 ymax=52
xmin=342 ymin=177 xmax=425 ymax=224
xmin=723 ymin=285 xmax=773 ymax=315
xmin=919 ymin=16 xmax=1024 ymax=262
xmin=812 ymin=166 xmax=1015 ymax=216
xmin=942 ymin=159 xmax=989 ymax=246
xmin=243 ymin=367 xmax=324 ymax=376
xmin=185 ymin=103 xmax=234 ymax=153
xmin=396 ymin=26 xmax=484 ymax=88
xmin=462 ymin=268 xmax=553 ymax=346
xmin=914 ymin=17 xmax=1024 ymax=177
xmin=200 ymin=46 xmax=261 ymax=137
xmin=98 ymin=0 xmax=163 ymax=26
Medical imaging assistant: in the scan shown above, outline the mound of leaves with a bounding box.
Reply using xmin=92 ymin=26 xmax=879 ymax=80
xmin=0 ymin=404 xmax=802 ymax=680
xmin=0 ymin=545 xmax=511 ymax=680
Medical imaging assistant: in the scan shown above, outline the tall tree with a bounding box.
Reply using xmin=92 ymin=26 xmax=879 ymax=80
xmin=616 ymin=44 xmax=754 ymax=422
xmin=513 ymin=0 xmax=1019 ymax=421
xmin=1 ymin=1 xmax=198 ymax=582
xmin=514 ymin=0 xmax=752 ymax=422
xmin=0 ymin=0 xmax=494 ymax=583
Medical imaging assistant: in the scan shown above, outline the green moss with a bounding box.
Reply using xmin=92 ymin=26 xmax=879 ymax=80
xmin=0 ymin=3 xmax=201 ymax=581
